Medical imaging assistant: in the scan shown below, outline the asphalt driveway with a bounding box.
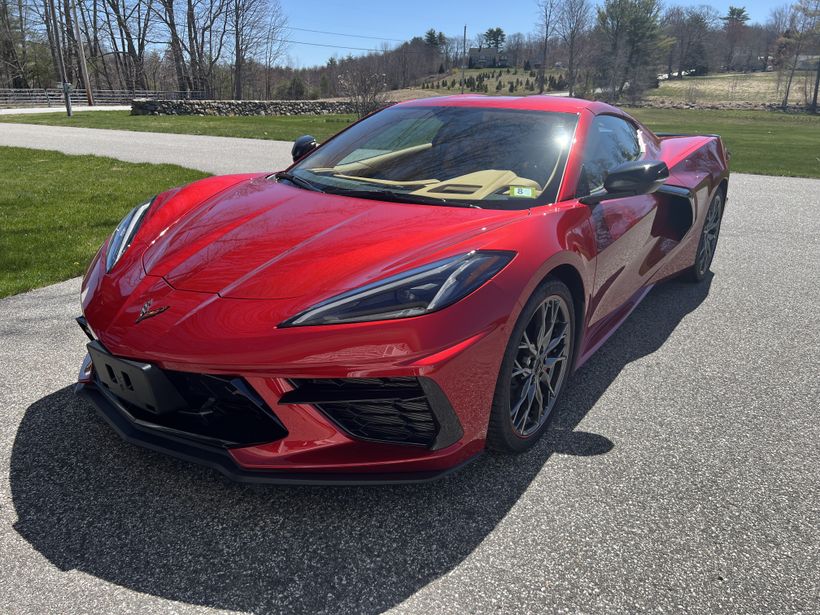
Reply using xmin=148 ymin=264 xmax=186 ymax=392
xmin=0 ymin=129 xmax=818 ymax=613
xmin=0 ymin=122 xmax=292 ymax=174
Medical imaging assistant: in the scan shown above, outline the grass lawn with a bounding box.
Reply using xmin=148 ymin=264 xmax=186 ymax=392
xmin=627 ymin=108 xmax=820 ymax=178
xmin=0 ymin=147 xmax=207 ymax=298
xmin=645 ymin=71 xmax=817 ymax=106
xmin=0 ymin=111 xmax=356 ymax=142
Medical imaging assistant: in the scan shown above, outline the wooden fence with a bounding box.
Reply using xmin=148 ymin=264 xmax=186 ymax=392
xmin=0 ymin=89 xmax=206 ymax=108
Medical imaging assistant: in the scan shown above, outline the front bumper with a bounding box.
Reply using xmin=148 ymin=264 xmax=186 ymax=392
xmin=74 ymin=325 xmax=488 ymax=484
xmin=75 ymin=380 xmax=478 ymax=485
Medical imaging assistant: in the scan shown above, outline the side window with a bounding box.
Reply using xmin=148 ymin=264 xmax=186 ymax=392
xmin=577 ymin=115 xmax=642 ymax=197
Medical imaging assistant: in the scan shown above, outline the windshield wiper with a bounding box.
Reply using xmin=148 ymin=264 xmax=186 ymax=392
xmin=322 ymin=187 xmax=482 ymax=209
xmin=274 ymin=171 xmax=325 ymax=192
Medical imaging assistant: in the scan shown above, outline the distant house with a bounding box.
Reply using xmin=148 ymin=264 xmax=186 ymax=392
xmin=468 ymin=47 xmax=509 ymax=68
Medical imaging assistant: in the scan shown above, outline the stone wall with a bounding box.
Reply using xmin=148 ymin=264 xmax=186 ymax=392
xmin=131 ymin=98 xmax=358 ymax=116
xmin=630 ymin=99 xmax=809 ymax=113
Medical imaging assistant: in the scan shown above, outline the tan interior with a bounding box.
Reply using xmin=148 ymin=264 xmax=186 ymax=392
xmin=311 ymin=140 xmax=562 ymax=201
xmin=322 ymin=143 xmax=433 ymax=175
xmin=411 ymin=170 xmax=541 ymax=200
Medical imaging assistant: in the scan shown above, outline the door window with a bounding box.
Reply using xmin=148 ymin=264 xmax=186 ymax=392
xmin=577 ymin=115 xmax=642 ymax=197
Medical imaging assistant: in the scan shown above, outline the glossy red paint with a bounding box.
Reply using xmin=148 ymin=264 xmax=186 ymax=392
xmin=78 ymin=95 xmax=729 ymax=481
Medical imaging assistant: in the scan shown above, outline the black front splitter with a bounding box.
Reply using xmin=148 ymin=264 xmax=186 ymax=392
xmin=75 ymin=382 xmax=479 ymax=486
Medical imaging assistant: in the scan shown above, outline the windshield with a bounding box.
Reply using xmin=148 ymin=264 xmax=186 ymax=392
xmin=288 ymin=105 xmax=578 ymax=210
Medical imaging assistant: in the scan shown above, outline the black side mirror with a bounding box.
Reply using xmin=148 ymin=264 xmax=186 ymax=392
xmin=291 ymin=135 xmax=319 ymax=162
xmin=581 ymin=160 xmax=669 ymax=205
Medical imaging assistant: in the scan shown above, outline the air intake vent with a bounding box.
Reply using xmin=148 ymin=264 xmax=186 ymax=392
xmin=281 ymin=377 xmax=456 ymax=448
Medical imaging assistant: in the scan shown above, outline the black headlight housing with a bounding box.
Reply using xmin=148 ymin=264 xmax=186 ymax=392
xmin=281 ymin=250 xmax=515 ymax=327
xmin=105 ymin=197 xmax=154 ymax=272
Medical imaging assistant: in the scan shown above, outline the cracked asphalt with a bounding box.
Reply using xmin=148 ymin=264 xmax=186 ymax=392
xmin=0 ymin=132 xmax=818 ymax=614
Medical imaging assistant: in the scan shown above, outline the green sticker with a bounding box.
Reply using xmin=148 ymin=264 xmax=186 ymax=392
xmin=509 ymin=186 xmax=534 ymax=198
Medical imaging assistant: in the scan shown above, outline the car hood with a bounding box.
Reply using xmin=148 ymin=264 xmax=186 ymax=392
xmin=142 ymin=176 xmax=526 ymax=300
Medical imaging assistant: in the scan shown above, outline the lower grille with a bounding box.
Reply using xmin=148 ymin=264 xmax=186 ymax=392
xmin=96 ymin=369 xmax=287 ymax=448
xmin=280 ymin=377 xmax=459 ymax=448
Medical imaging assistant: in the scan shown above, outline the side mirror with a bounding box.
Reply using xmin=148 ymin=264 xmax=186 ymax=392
xmin=291 ymin=135 xmax=319 ymax=162
xmin=580 ymin=160 xmax=669 ymax=205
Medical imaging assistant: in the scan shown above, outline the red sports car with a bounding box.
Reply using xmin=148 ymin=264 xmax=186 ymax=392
xmin=76 ymin=95 xmax=729 ymax=484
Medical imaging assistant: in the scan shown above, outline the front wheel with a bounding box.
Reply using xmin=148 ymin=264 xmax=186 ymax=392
xmin=684 ymin=190 xmax=724 ymax=283
xmin=486 ymin=279 xmax=575 ymax=454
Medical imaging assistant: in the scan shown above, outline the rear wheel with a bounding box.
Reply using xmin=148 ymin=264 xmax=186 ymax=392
xmin=487 ymin=279 xmax=574 ymax=453
xmin=684 ymin=190 xmax=724 ymax=282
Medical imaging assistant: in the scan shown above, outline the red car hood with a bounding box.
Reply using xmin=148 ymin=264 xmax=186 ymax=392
xmin=142 ymin=176 xmax=525 ymax=300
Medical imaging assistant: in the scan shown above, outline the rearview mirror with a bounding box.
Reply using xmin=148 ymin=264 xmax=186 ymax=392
xmin=292 ymin=135 xmax=319 ymax=162
xmin=580 ymin=160 xmax=669 ymax=205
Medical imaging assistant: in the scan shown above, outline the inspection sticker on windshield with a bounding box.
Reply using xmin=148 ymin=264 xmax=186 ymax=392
xmin=509 ymin=186 xmax=534 ymax=198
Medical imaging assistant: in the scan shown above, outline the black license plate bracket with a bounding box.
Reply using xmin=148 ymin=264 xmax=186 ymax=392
xmin=87 ymin=341 xmax=186 ymax=414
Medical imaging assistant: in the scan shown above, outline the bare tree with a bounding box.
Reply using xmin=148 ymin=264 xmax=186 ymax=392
xmin=338 ymin=53 xmax=387 ymax=117
xmin=228 ymin=0 xmax=284 ymax=99
xmin=261 ymin=1 xmax=286 ymax=97
xmin=664 ymin=5 xmax=718 ymax=78
xmin=537 ymin=0 xmax=557 ymax=93
xmin=780 ymin=0 xmax=818 ymax=108
xmin=154 ymin=0 xmax=190 ymax=91
xmin=186 ymin=0 xmax=228 ymax=95
xmin=557 ymin=0 xmax=591 ymax=96
xmin=100 ymin=0 xmax=154 ymax=89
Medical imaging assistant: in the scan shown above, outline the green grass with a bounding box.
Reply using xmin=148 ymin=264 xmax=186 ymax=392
xmin=0 ymin=111 xmax=356 ymax=142
xmin=0 ymin=147 xmax=207 ymax=298
xmin=627 ymin=108 xmax=820 ymax=178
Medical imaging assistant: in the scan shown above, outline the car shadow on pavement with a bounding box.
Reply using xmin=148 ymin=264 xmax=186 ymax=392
xmin=10 ymin=276 xmax=711 ymax=614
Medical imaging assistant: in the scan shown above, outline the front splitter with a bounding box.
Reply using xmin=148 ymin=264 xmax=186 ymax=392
xmin=75 ymin=382 xmax=480 ymax=486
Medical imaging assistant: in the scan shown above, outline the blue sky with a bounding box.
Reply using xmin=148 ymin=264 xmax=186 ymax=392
xmin=279 ymin=0 xmax=779 ymax=67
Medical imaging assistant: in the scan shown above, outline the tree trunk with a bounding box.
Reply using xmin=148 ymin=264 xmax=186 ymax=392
xmin=0 ymin=0 xmax=30 ymax=87
xmin=782 ymin=41 xmax=803 ymax=109
xmin=42 ymin=0 xmax=61 ymax=83
xmin=811 ymin=58 xmax=820 ymax=114
xmin=161 ymin=0 xmax=189 ymax=92
xmin=233 ymin=25 xmax=242 ymax=99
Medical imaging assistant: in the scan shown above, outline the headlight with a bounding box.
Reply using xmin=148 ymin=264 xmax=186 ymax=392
xmin=281 ymin=250 xmax=514 ymax=327
xmin=105 ymin=198 xmax=153 ymax=271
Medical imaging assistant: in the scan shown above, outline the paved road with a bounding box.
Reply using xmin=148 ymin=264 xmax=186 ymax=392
xmin=0 ymin=123 xmax=293 ymax=174
xmin=1 ymin=159 xmax=819 ymax=611
xmin=0 ymin=105 xmax=131 ymax=115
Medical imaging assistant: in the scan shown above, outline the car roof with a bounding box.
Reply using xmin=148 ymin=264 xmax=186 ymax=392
xmin=396 ymin=94 xmax=619 ymax=116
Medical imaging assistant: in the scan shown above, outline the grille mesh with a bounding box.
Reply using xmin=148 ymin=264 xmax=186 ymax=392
xmin=286 ymin=378 xmax=438 ymax=446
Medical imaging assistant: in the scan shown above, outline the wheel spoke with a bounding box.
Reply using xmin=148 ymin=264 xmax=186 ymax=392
xmin=542 ymin=355 xmax=566 ymax=369
xmin=533 ymin=382 xmax=544 ymax=420
xmin=544 ymin=322 xmax=568 ymax=354
xmin=519 ymin=330 xmax=537 ymax=356
xmin=513 ymin=379 xmax=537 ymax=432
xmin=511 ymin=358 xmax=530 ymax=380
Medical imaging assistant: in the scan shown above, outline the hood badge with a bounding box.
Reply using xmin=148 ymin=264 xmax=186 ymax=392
xmin=136 ymin=299 xmax=170 ymax=323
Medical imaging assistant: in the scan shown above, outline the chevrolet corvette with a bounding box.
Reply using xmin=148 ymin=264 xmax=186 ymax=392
xmin=75 ymin=95 xmax=729 ymax=483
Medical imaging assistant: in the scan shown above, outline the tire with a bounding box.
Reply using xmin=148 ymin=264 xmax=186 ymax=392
xmin=683 ymin=189 xmax=724 ymax=283
xmin=486 ymin=278 xmax=575 ymax=454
